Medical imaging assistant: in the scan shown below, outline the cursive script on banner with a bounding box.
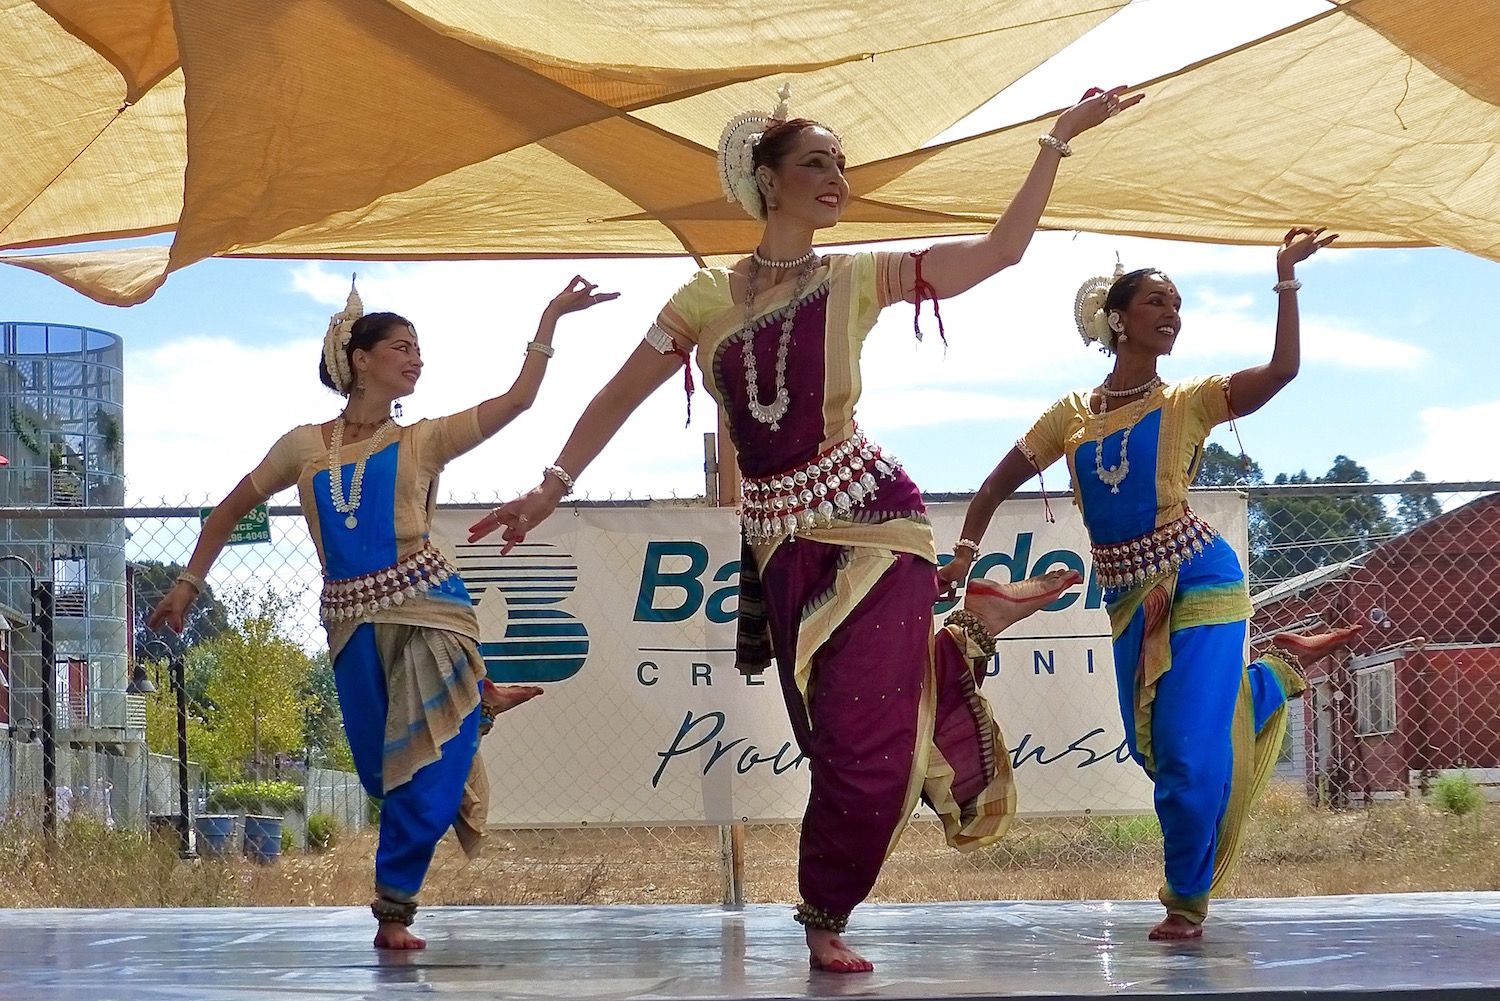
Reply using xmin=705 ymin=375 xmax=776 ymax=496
xmin=653 ymin=711 xmax=1136 ymax=788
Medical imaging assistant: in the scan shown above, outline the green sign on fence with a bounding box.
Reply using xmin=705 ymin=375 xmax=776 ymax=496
xmin=201 ymin=502 xmax=271 ymax=546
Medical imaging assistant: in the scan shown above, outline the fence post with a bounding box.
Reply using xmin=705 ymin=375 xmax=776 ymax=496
xmin=35 ymin=580 xmax=56 ymax=840
xmin=714 ymin=416 xmax=747 ymax=906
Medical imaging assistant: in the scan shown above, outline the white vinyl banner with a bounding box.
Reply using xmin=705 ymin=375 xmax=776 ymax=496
xmin=434 ymin=491 xmax=1247 ymax=826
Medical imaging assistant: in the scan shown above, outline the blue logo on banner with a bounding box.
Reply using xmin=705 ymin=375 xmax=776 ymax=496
xmin=457 ymin=542 xmax=589 ymax=683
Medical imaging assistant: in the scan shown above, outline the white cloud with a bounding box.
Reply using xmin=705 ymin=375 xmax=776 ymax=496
xmin=1369 ymin=399 xmax=1500 ymax=483
xmin=124 ymin=335 xmax=329 ymax=503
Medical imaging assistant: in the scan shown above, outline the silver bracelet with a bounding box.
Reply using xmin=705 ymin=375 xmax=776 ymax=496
xmin=954 ymin=538 xmax=981 ymax=557
xmin=543 ymin=464 xmax=575 ymax=495
xmin=1272 ymin=279 xmax=1302 ymax=293
xmin=1037 ymin=133 xmax=1072 ymax=157
xmin=175 ymin=569 xmax=206 ymax=595
xmin=526 ymin=340 xmax=556 ymax=358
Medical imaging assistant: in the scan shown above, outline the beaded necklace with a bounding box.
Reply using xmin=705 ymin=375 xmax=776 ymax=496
xmin=740 ymin=255 xmax=817 ymax=432
xmin=328 ymin=416 xmax=394 ymax=529
xmin=1089 ymin=375 xmax=1162 ymax=494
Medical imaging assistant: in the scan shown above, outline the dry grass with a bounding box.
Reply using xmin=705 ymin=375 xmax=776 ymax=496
xmin=2 ymin=783 xmax=1497 ymax=909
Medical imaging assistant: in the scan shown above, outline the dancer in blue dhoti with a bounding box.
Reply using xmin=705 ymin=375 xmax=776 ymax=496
xmin=942 ymin=230 xmax=1360 ymax=940
xmin=150 ymin=274 xmax=616 ymax=948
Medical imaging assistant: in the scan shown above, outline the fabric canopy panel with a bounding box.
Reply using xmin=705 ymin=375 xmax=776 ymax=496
xmin=0 ymin=0 xmax=1120 ymax=303
xmin=5 ymin=0 xmax=1500 ymax=305
xmin=850 ymin=0 xmax=1500 ymax=259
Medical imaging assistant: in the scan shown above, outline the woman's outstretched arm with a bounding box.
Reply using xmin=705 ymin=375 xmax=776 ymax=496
xmin=937 ymin=447 xmax=1043 ymax=593
xmin=145 ymin=474 xmax=270 ymax=633
xmin=893 ymin=86 xmax=1143 ymax=302
xmin=1227 ymin=227 xmax=1337 ymax=418
xmin=472 ymin=276 xmax=620 ymax=439
xmin=467 ymin=342 xmax=682 ymax=547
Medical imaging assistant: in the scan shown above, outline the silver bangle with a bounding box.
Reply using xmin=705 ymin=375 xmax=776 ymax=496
xmin=1272 ymin=279 xmax=1302 ymax=293
xmin=543 ymin=464 xmax=575 ymax=495
xmin=1037 ymin=133 xmax=1072 ymax=157
xmin=175 ymin=570 xmax=206 ymax=595
xmin=954 ymin=538 xmax=981 ymax=557
xmin=526 ymin=340 xmax=555 ymax=358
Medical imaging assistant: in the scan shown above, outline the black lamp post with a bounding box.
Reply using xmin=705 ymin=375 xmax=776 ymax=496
xmin=0 ymin=555 xmax=56 ymax=839
xmin=136 ymin=637 xmax=196 ymax=858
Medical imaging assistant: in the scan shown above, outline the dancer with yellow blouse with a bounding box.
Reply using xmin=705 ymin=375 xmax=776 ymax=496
xmin=942 ymin=230 xmax=1362 ymax=940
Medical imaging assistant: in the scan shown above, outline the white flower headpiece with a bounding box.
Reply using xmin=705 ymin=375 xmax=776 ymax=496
xmin=1074 ymin=256 xmax=1127 ymax=353
xmin=718 ymin=83 xmax=794 ymax=221
xmin=322 ymin=275 xmax=364 ymax=394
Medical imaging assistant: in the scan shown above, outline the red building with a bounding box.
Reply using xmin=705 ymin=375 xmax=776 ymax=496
xmin=1251 ymin=492 xmax=1500 ymax=805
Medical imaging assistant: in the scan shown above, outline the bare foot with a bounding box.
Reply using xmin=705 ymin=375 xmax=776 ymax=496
xmin=1148 ymin=914 xmax=1203 ymax=941
xmin=482 ymin=679 xmax=544 ymax=715
xmin=1273 ymin=623 xmax=1365 ymax=659
xmin=806 ymin=928 xmax=873 ymax=973
xmin=964 ymin=568 xmax=1082 ymax=636
xmin=374 ymin=921 xmax=426 ymax=950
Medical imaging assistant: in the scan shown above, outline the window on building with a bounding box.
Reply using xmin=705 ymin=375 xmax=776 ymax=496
xmin=56 ymin=657 xmax=88 ymax=729
xmin=53 ymin=551 xmax=87 ymax=617
xmin=1354 ymin=663 xmax=1396 ymax=736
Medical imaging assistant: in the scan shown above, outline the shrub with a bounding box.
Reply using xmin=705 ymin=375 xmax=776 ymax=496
xmin=281 ymin=824 xmax=295 ymax=854
xmin=1430 ymin=772 xmax=1485 ymax=817
xmin=208 ymin=779 xmax=304 ymax=814
xmin=1088 ymin=814 xmax=1161 ymax=850
xmin=307 ymin=813 xmax=341 ymax=852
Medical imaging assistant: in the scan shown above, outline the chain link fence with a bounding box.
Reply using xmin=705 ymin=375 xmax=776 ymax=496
xmin=1 ymin=480 xmax=1496 ymax=907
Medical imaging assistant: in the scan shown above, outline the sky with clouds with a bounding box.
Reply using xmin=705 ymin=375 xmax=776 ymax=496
xmin=1 ymin=0 xmax=1496 ymax=507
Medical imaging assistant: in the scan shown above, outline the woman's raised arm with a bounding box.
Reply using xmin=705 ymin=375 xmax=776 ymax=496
xmin=893 ymin=86 xmax=1143 ymax=303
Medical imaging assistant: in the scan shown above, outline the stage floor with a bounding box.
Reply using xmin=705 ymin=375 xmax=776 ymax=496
xmin=3 ymin=893 xmax=1498 ymax=1000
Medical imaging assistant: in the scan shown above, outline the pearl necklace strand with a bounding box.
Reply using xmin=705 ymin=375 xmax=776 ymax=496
xmin=741 ymin=254 xmax=817 ymax=431
xmin=752 ymin=247 xmax=817 ymax=270
xmin=1090 ymin=375 xmax=1162 ymax=494
xmin=329 ymin=415 xmax=394 ymax=529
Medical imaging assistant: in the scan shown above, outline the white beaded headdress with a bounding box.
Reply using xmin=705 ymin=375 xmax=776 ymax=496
xmin=322 ymin=275 xmax=364 ymax=394
xmin=718 ymin=83 xmax=794 ymax=221
xmin=1074 ymin=256 xmax=1127 ymax=353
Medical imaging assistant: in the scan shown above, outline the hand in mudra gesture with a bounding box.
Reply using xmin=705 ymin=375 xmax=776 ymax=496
xmin=1277 ymin=227 xmax=1338 ymax=269
xmin=545 ymin=275 xmax=619 ymax=317
xmin=468 ymin=485 xmax=559 ymax=551
xmin=936 ymin=556 xmax=972 ymax=600
xmin=1052 ymin=85 xmax=1144 ymax=142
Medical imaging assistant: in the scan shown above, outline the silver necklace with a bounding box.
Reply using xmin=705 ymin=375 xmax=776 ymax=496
xmin=752 ymin=247 xmax=816 ymax=270
xmin=1090 ymin=376 xmax=1162 ymax=493
xmin=741 ymin=255 xmax=817 ymax=431
xmin=329 ymin=416 xmax=394 ymax=529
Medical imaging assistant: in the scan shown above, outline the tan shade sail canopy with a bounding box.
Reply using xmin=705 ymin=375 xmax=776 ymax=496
xmin=2 ymin=0 xmax=1498 ymax=305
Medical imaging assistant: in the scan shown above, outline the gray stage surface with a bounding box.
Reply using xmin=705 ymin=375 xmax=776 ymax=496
xmin=2 ymin=893 xmax=1498 ymax=1001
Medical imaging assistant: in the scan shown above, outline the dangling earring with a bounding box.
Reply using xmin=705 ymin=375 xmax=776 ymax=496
xmin=1116 ymin=333 xmax=1128 ymax=344
xmin=393 ymin=402 xmax=403 ymax=418
xmin=354 ymin=376 xmax=365 ymax=399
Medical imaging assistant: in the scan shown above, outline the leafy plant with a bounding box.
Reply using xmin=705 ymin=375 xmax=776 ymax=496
xmin=8 ymin=405 xmax=44 ymax=456
xmin=208 ymin=779 xmax=304 ymax=814
xmin=306 ymin=812 xmax=341 ymax=852
xmin=93 ymin=407 xmax=123 ymax=460
xmin=1430 ymin=772 xmax=1485 ymax=817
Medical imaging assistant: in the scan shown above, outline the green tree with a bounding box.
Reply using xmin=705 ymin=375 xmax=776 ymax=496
xmin=1193 ymin=442 xmax=1264 ymax=487
xmin=1254 ymin=456 xmax=1396 ymax=586
xmin=303 ymin=652 xmax=354 ymax=772
xmin=140 ymin=667 xmax=221 ymax=774
xmin=1396 ymin=469 xmax=1444 ymax=530
xmin=191 ymin=590 xmax=315 ymax=780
